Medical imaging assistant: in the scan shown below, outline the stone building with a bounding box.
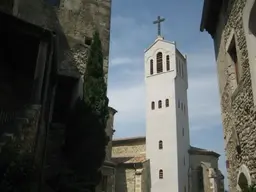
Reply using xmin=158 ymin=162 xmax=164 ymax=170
xmin=111 ymin=137 xmax=224 ymax=192
xmin=96 ymin=107 xmax=117 ymax=192
xmin=0 ymin=0 xmax=112 ymax=191
xmin=200 ymin=0 xmax=256 ymax=191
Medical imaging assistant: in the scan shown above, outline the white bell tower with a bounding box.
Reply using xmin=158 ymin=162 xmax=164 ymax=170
xmin=145 ymin=16 xmax=190 ymax=192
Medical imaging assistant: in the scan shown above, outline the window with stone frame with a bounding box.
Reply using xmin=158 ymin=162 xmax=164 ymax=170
xmin=151 ymin=101 xmax=155 ymax=110
xmin=228 ymin=38 xmax=240 ymax=83
xmin=156 ymin=52 xmax=163 ymax=73
xmin=159 ymin=140 xmax=163 ymax=149
xmin=158 ymin=100 xmax=162 ymax=108
xmin=44 ymin=0 xmax=60 ymax=7
xmin=150 ymin=59 xmax=154 ymax=75
xmin=165 ymin=99 xmax=169 ymax=107
xmin=166 ymin=55 xmax=170 ymax=71
xmin=159 ymin=169 xmax=163 ymax=179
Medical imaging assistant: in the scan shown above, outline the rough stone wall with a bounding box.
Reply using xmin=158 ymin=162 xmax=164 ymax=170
xmin=112 ymin=140 xmax=147 ymax=192
xmin=105 ymin=108 xmax=116 ymax=161
xmin=213 ymin=0 xmax=256 ymax=191
xmin=57 ymin=0 xmax=111 ymax=80
xmin=112 ymin=142 xmax=146 ymax=157
xmin=115 ymin=167 xmax=136 ymax=192
xmin=189 ymin=154 xmax=221 ymax=192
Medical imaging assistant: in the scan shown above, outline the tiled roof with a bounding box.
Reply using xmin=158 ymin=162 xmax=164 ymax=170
xmin=112 ymin=136 xmax=146 ymax=145
xmin=112 ymin=154 xmax=147 ymax=164
xmin=189 ymin=146 xmax=220 ymax=158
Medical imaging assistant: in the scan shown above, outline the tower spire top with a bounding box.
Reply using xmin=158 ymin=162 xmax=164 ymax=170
xmin=153 ymin=16 xmax=165 ymax=37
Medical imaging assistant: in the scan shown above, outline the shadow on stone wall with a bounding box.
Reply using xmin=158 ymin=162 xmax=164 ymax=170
xmin=116 ymin=167 xmax=128 ymax=192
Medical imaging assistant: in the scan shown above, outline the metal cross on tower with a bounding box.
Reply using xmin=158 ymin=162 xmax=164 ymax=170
xmin=153 ymin=16 xmax=165 ymax=36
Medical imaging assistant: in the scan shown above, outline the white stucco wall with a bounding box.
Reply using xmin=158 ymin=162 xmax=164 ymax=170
xmin=175 ymin=51 xmax=190 ymax=192
xmin=145 ymin=37 xmax=190 ymax=192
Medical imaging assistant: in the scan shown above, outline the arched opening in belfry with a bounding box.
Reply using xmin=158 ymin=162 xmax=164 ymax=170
xmin=238 ymin=172 xmax=248 ymax=191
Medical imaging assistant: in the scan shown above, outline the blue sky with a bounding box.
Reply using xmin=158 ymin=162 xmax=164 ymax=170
xmin=107 ymin=0 xmax=227 ymax=187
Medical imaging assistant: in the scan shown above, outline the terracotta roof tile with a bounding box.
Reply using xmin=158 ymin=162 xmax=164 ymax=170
xmin=112 ymin=154 xmax=147 ymax=164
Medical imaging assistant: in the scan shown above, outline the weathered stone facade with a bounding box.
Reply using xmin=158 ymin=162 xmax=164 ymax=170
xmin=0 ymin=0 xmax=112 ymax=191
xmin=96 ymin=107 xmax=117 ymax=192
xmin=112 ymin=137 xmax=148 ymax=192
xmin=189 ymin=148 xmax=224 ymax=192
xmin=200 ymin=0 xmax=256 ymax=191
xmin=112 ymin=137 xmax=223 ymax=192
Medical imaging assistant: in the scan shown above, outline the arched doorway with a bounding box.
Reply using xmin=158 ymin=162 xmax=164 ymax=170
xmin=236 ymin=164 xmax=251 ymax=191
xmin=238 ymin=172 xmax=248 ymax=191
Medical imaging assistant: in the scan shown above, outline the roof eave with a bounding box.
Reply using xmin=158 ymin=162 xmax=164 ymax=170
xmin=200 ymin=0 xmax=210 ymax=32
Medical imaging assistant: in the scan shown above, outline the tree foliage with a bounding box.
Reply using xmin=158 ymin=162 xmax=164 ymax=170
xmin=63 ymin=30 xmax=109 ymax=191
xmin=0 ymin=139 xmax=37 ymax=192
xmin=243 ymin=184 xmax=256 ymax=192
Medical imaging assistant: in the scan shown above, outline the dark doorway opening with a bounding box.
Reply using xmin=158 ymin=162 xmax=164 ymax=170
xmin=238 ymin=172 xmax=248 ymax=191
xmin=52 ymin=75 xmax=78 ymax=125
xmin=0 ymin=15 xmax=40 ymax=127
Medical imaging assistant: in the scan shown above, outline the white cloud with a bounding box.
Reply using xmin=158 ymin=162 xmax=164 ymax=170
xmin=110 ymin=57 xmax=142 ymax=66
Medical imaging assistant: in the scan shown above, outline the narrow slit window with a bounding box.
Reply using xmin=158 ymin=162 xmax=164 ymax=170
xmin=181 ymin=63 xmax=184 ymax=77
xmin=150 ymin=59 xmax=154 ymax=75
xmin=157 ymin=52 xmax=163 ymax=73
xmin=228 ymin=38 xmax=239 ymax=83
xmin=159 ymin=140 xmax=163 ymax=149
xmin=151 ymin=101 xmax=155 ymax=110
xmin=165 ymin=99 xmax=169 ymax=107
xmin=166 ymin=55 xmax=170 ymax=71
xmin=158 ymin=100 xmax=162 ymax=108
xmin=159 ymin=169 xmax=163 ymax=179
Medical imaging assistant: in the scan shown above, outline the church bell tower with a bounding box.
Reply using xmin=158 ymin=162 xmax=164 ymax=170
xmin=145 ymin=16 xmax=190 ymax=192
